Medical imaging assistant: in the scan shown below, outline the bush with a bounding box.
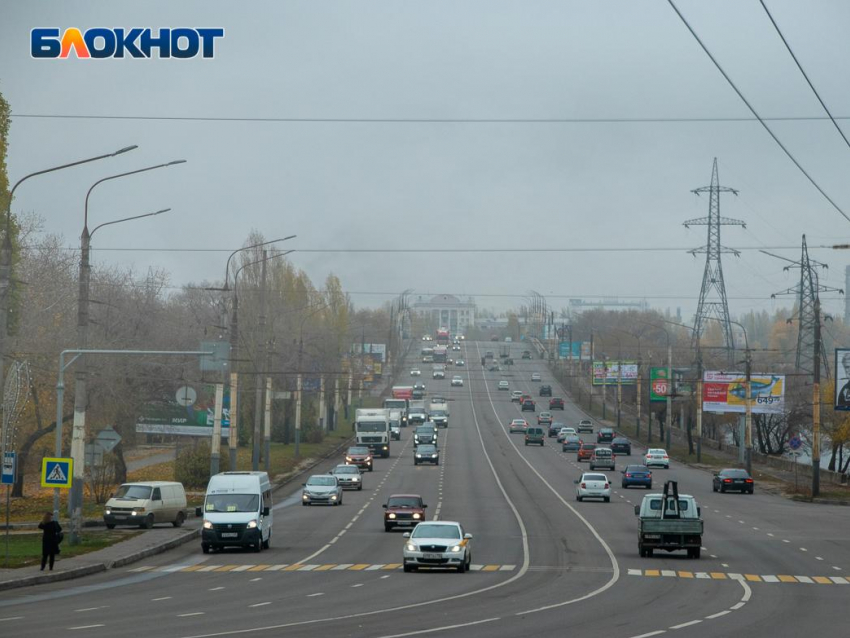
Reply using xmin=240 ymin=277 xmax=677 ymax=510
xmin=175 ymin=441 xmax=230 ymax=488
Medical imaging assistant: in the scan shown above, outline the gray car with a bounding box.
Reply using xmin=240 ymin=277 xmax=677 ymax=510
xmin=331 ymin=464 xmax=363 ymax=491
xmin=302 ymin=475 xmax=343 ymax=506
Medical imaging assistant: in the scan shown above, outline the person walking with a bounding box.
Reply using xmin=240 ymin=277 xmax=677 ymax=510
xmin=38 ymin=512 xmax=62 ymax=571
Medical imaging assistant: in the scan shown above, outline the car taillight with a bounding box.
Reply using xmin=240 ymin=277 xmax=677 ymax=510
xmin=580 ymin=483 xmax=586 ymax=489
xmin=663 ymin=455 xmax=668 ymax=459
xmin=745 ymin=479 xmax=753 ymax=483
xmin=724 ymin=478 xmax=732 ymax=483
xmin=604 ymin=483 xmax=609 ymax=489
xmin=625 ymin=473 xmax=632 ymax=477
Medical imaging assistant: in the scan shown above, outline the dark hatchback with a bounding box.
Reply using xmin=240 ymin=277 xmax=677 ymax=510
xmin=383 ymin=494 xmax=427 ymax=532
xmin=621 ymin=464 xmax=652 ymax=489
xmin=597 ymin=428 xmax=615 ymax=444
xmin=611 ymin=437 xmax=632 ymax=455
xmin=521 ymin=399 xmax=536 ymax=412
xmin=562 ymin=435 xmax=582 ymax=452
xmin=548 ymin=422 xmax=564 ymax=437
xmin=539 ymin=385 xmax=552 ymax=397
xmin=713 ymin=468 xmax=754 ymax=494
xmin=549 ymin=397 xmax=565 ymax=410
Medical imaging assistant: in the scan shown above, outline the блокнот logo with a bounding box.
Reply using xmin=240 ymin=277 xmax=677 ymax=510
xmin=31 ymin=28 xmax=224 ymax=59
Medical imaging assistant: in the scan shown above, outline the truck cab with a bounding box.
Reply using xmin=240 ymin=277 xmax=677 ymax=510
xmin=355 ymin=408 xmax=391 ymax=458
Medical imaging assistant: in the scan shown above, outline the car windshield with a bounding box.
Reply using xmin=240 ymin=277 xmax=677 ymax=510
xmin=412 ymin=524 xmax=461 ymax=539
xmin=566 ymin=436 xmax=581 ymax=442
xmin=416 ymin=427 xmax=435 ymax=433
xmin=613 ymin=438 xmax=628 ymax=444
xmin=349 ymin=447 xmax=369 ymax=455
xmin=418 ymin=445 xmax=437 ymax=453
xmin=595 ymin=450 xmax=612 ymax=457
xmin=722 ymin=469 xmax=750 ymax=478
xmin=648 ymin=449 xmax=666 ymax=455
xmin=114 ymin=485 xmax=153 ymax=500
xmin=205 ymin=494 xmax=259 ymax=513
xmin=582 ymin=444 xmax=597 ymax=449
xmin=387 ymin=497 xmax=422 ymax=508
xmin=580 ymin=421 xmax=591 ymax=425
xmin=357 ymin=421 xmax=387 ymax=432
xmin=307 ymin=477 xmax=336 ymax=487
xmin=431 ymin=410 xmax=447 ymax=417
xmin=584 ymin=474 xmax=607 ymax=482
xmin=626 ymin=465 xmax=648 ymax=472
xmin=512 ymin=420 xmax=525 ymax=425
xmin=334 ymin=466 xmax=358 ymax=474
xmin=648 ymin=498 xmax=693 ymax=515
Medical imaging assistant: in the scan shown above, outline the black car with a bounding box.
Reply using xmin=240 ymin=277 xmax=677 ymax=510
xmin=597 ymin=428 xmax=615 ymax=444
xmin=611 ymin=437 xmax=631 ymax=455
xmin=414 ymin=444 xmax=440 ymax=465
xmin=412 ymin=388 xmax=424 ymax=400
xmin=521 ymin=399 xmax=536 ymax=412
xmin=539 ymin=385 xmax=552 ymax=397
xmin=522 ymin=351 xmax=532 ymax=359
xmin=713 ymin=468 xmax=754 ymax=494
xmin=548 ymin=422 xmax=564 ymax=438
xmin=549 ymin=397 xmax=565 ymax=410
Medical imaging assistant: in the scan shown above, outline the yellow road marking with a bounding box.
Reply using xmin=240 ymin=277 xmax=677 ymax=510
xmin=383 ymin=563 xmax=402 ymax=570
xmin=349 ymin=564 xmax=370 ymax=571
xmin=181 ymin=565 xmax=205 ymax=572
xmin=710 ymin=572 xmax=727 ymax=580
xmin=645 ymin=570 xmax=660 ymax=577
xmin=313 ymin=564 xmax=336 ymax=571
xmin=744 ymin=574 xmax=761 ymax=582
xmin=248 ymin=565 xmax=270 ymax=572
xmin=482 ymin=565 xmax=500 ymax=572
xmin=283 ymin=564 xmax=304 ymax=571
xmin=813 ymin=577 xmax=832 ymax=584
xmin=678 ymin=571 xmax=694 ymax=578
xmin=215 ymin=565 xmax=239 ymax=572
xmin=778 ymin=575 xmax=797 ymax=583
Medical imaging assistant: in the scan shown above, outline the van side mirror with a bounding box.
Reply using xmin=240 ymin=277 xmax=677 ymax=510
xmin=301 ymin=483 xmax=306 ymax=486
xmin=402 ymin=532 xmax=411 ymax=538
xmin=464 ymin=533 xmax=473 ymax=540
xmin=634 ymin=505 xmax=640 ymax=516
xmin=573 ymin=480 xmax=579 ymax=484
xmin=697 ymin=507 xmax=701 ymax=517
xmin=423 ymin=504 xmax=428 ymax=508
xmin=262 ymin=507 xmax=270 ymax=517
xmin=382 ymin=504 xmax=387 ymax=509
xmin=195 ymin=507 xmax=202 ymax=517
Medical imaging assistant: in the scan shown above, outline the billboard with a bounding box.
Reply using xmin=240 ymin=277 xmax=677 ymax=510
xmin=592 ymin=361 xmax=637 ymax=385
xmin=558 ymin=341 xmax=591 ymax=360
xmin=702 ymin=371 xmax=785 ymax=414
xmin=650 ymin=367 xmax=692 ymax=402
xmin=835 ymin=349 xmax=850 ymax=411
xmin=136 ymin=384 xmax=231 ymax=437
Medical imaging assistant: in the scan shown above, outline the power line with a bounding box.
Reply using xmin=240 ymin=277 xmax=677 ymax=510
xmin=668 ymin=0 xmax=850 ymax=225
xmin=13 ymin=112 xmax=850 ymax=124
xmin=760 ymin=0 xmax=850 ymax=154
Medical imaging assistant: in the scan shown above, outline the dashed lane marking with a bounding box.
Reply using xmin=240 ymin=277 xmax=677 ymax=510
xmin=133 ymin=562 xmax=519 ymax=573
xmin=628 ymin=570 xmax=847 ymax=584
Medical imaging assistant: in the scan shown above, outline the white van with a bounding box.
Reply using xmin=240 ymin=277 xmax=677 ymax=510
xmin=104 ymin=481 xmax=187 ymax=529
xmin=198 ymin=472 xmax=273 ymax=553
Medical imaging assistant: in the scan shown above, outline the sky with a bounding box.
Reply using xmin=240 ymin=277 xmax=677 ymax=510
xmin=2 ymin=0 xmax=850 ymax=322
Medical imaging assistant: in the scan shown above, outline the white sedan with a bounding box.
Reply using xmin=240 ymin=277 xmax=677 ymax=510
xmin=645 ymin=448 xmax=670 ymax=469
xmin=498 ymin=380 xmax=509 ymax=391
xmin=531 ymin=372 xmax=542 ymax=382
xmin=575 ymin=473 xmax=611 ymax=502
xmin=451 ymin=376 xmax=464 ymax=387
xmin=403 ymin=521 xmax=472 ymax=572
xmin=410 ymin=368 xmax=422 ymax=377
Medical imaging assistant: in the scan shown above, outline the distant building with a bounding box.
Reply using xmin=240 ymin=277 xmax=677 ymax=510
xmin=567 ymin=298 xmax=649 ymax=315
xmin=845 ymin=266 xmax=850 ymax=323
xmin=412 ymin=294 xmax=476 ymax=334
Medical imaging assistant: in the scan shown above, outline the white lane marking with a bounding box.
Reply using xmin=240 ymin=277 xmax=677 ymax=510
xmin=351 ymin=583 xmax=364 ymax=588
xmin=800 ymin=547 xmax=808 ymax=552
xmin=69 ymin=625 xmax=105 ymax=630
xmin=249 ymin=602 xmax=271 ymax=608
xmin=307 ymin=593 xmax=324 ymax=597
xmin=695 ymin=572 xmax=710 ymax=579
xmin=75 ymin=606 xmax=108 ymax=612
xmin=209 ymin=587 xmax=225 ymax=591
xmin=376 ymin=617 xmax=500 ymax=638
xmin=365 ymin=565 xmax=384 ymax=571
xmin=761 ymin=575 xmax=779 ymax=583
xmin=0 ymin=617 xmax=24 ymax=622
xmin=331 ymin=564 xmax=353 ymax=571
xmin=738 ymin=520 xmax=745 ymax=524
xmin=730 ymin=602 xmax=746 ymax=610
xmin=151 ymin=597 xmax=172 ymax=602
xmin=661 ymin=570 xmax=676 ymax=577
xmin=752 ymin=527 xmax=759 ymax=531
xmin=830 ymin=577 xmax=848 ymax=584
xmin=783 ymin=539 xmax=790 ymax=543
xmin=670 ymin=620 xmax=702 ymax=629
xmin=380 ymin=575 xmax=391 ymax=579
xmin=250 ymin=578 xmax=262 ymax=582
xmin=767 ymin=533 xmax=774 ymax=537
xmin=178 ymin=613 xmax=205 ymax=617
xmin=629 ymin=632 xmax=666 ymax=638
xmin=833 ymin=566 xmax=842 ymax=571
xmin=628 ymin=569 xmax=642 ymax=576
xmin=231 ymin=565 xmax=252 ymax=572
xmin=721 ymin=563 xmax=729 ymax=568
xmin=795 ymin=576 xmax=814 ymax=583
xmin=299 ymin=565 xmax=319 ymax=572
xmin=705 ymin=611 xmax=731 ymax=619
xmin=199 ymin=565 xmax=222 ymax=572
xmin=816 ymin=557 xmax=824 ymax=561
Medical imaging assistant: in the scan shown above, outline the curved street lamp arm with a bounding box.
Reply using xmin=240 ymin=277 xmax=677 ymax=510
xmin=90 ymin=208 xmax=171 ymax=238
xmin=225 ymin=235 xmax=296 ymax=290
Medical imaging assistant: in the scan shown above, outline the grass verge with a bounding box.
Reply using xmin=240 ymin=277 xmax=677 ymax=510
xmin=0 ymin=530 xmax=141 ymax=569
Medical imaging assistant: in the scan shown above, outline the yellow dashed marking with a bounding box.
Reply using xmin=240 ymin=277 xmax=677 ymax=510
xmin=248 ymin=565 xmax=270 ymax=572
xmin=745 ymin=574 xmax=761 ymax=582
xmin=349 ymin=564 xmax=370 ymax=571
xmin=710 ymin=572 xmax=727 ymax=580
xmin=181 ymin=565 xmax=205 ymax=572
xmin=215 ymin=565 xmax=239 ymax=572
xmin=678 ymin=571 xmax=694 ymax=578
xmin=778 ymin=575 xmax=797 ymax=583
xmin=283 ymin=564 xmax=304 ymax=572
xmin=645 ymin=569 xmax=660 ymax=577
xmin=383 ymin=563 xmax=402 ymax=570
xmin=313 ymin=564 xmax=336 ymax=571
xmin=482 ymin=565 xmax=500 ymax=572
xmin=813 ymin=577 xmax=832 ymax=584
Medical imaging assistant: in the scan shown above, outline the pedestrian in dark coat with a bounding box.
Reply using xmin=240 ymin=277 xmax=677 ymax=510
xmin=38 ymin=511 xmax=62 ymax=571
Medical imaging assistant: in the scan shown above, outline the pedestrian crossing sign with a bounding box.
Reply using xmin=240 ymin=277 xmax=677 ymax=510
xmin=41 ymin=457 xmax=73 ymax=489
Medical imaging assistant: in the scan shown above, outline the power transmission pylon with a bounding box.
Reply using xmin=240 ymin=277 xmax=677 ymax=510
xmin=684 ymin=158 xmax=745 ymax=364
xmin=763 ymin=235 xmax=843 ymax=379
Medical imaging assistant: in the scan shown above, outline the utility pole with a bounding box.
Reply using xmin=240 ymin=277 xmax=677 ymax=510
xmin=696 ymin=349 xmax=703 ymax=463
xmin=646 ymin=350 xmax=652 ymax=442
xmin=228 ymin=290 xmax=240 ymax=470
xmin=812 ymin=297 xmax=822 ymax=497
xmin=567 ymin=324 xmax=573 ymax=392
xmin=252 ymin=253 xmax=268 ymax=471
xmin=602 ymin=359 xmax=608 ymax=421
xmin=263 ymin=377 xmax=272 ymax=473
xmin=616 ymin=357 xmax=622 ymax=430
xmin=685 ymin=158 xmax=744 ymax=366
xmin=666 ymin=341 xmax=672 ymax=450
xmin=744 ymin=344 xmax=753 ymax=475
xmin=588 ymin=333 xmax=594 ymax=412
xmin=211 ymin=383 xmax=224 ymax=474
xmin=636 ymin=353 xmax=642 ymax=437
xmin=295 ymin=336 xmax=303 ymax=459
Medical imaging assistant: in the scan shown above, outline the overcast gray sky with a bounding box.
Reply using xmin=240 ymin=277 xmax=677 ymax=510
xmin=2 ymin=0 xmax=850 ymax=320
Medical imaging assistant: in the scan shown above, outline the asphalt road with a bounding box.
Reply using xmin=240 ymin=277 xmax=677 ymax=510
xmin=1 ymin=340 xmax=847 ymax=637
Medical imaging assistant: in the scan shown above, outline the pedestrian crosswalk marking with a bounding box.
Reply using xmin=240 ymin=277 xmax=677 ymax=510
xmin=627 ymin=570 xmax=848 ymax=585
xmin=131 ymin=563 xmax=518 ymax=574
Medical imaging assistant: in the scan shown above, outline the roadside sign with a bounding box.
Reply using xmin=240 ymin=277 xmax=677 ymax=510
xmin=41 ymin=457 xmax=73 ymax=489
xmin=1 ymin=451 xmax=15 ymax=485
xmin=95 ymin=426 xmax=122 ymax=453
xmin=789 ymin=435 xmax=802 ymax=451
xmin=85 ymin=443 xmax=104 ymax=468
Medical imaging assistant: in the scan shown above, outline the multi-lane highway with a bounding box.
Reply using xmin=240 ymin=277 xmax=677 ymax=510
xmin=1 ymin=341 xmax=847 ymax=638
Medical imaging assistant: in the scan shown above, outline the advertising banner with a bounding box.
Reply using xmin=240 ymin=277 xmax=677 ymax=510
xmin=702 ymin=371 xmax=785 ymax=414
xmin=592 ymin=361 xmax=637 ymax=385
xmin=136 ymin=384 xmax=231 ymax=437
xmin=558 ymin=342 xmax=591 ymax=360
xmin=650 ymin=367 xmax=670 ymax=402
xmin=835 ymin=349 xmax=850 ymax=411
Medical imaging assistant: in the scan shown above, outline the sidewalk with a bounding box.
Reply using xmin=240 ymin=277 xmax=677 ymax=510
xmin=0 ymin=524 xmax=200 ymax=592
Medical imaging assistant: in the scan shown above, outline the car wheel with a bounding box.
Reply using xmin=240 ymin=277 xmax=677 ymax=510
xmin=622 ymin=483 xmax=627 ymax=489
xmin=369 ymin=466 xmax=373 ymax=472
xmin=712 ymin=483 xmax=717 ymax=492
xmin=254 ymin=540 xmax=262 ymax=553
xmin=142 ymin=514 xmax=155 ymax=529
xmin=457 ymin=559 xmax=466 ymax=573
xmin=262 ymin=535 xmax=271 ymax=550
xmin=172 ymin=512 xmax=185 ymax=528
xmin=748 ymin=488 xmax=754 ymax=494
xmin=202 ymin=543 xmax=210 ymax=554
xmin=604 ymin=497 xmax=610 ymax=503
xmin=720 ymin=486 xmax=726 ymax=493
xmin=106 ymin=523 xmax=116 ymax=529
xmin=385 ymin=524 xmax=392 ymax=532
xmin=639 ymin=545 xmax=646 ymax=558
xmin=403 ymin=563 xmax=415 ymax=573
xmin=576 ymin=495 xmax=582 ymax=502
xmin=646 ymin=548 xmax=654 ymax=557
xmin=647 ymin=483 xmax=652 ymax=490
xmin=358 ymin=484 xmax=363 ymax=491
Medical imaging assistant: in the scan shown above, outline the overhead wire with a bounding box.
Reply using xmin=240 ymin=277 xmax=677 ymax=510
xmin=667 ymin=0 xmax=850 ymax=225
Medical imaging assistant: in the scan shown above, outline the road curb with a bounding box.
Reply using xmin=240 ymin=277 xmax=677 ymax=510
xmin=108 ymin=528 xmax=201 ymax=569
xmin=0 ymin=563 xmax=107 ymax=592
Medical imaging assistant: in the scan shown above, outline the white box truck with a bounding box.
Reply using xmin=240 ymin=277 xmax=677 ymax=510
xmin=355 ymin=408 xmax=391 ymax=457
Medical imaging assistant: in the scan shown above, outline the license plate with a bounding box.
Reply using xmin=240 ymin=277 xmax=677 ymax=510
xmin=423 ymin=553 xmax=441 ymax=560
xmin=221 ymin=532 xmax=238 ymax=538
xmin=114 ymin=515 xmax=127 ymax=519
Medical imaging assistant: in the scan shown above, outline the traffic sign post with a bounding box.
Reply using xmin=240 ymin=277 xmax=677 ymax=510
xmin=3 ymin=451 xmax=15 ymax=567
xmin=41 ymin=457 xmax=73 ymax=489
xmin=95 ymin=426 xmax=122 ymax=453
xmin=788 ymin=436 xmax=803 ymax=493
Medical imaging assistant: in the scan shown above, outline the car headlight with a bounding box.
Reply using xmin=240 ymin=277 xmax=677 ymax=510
xmin=247 ymin=520 xmax=258 ymax=529
xmin=345 ymin=457 xmax=352 ymax=462
xmin=302 ymin=493 xmax=310 ymax=500
xmin=412 ymin=513 xmax=421 ymax=520
xmin=203 ymin=520 xmax=213 ymax=529
xmin=416 ymin=454 xmax=422 ymax=458
xmin=450 ymin=545 xmax=462 ymax=552
xmin=388 ymin=513 xmax=396 ymax=519
xmin=331 ymin=494 xmax=338 ymax=500
xmin=105 ymin=509 xmax=111 ymax=515
xmin=406 ymin=543 xmax=417 ymax=552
